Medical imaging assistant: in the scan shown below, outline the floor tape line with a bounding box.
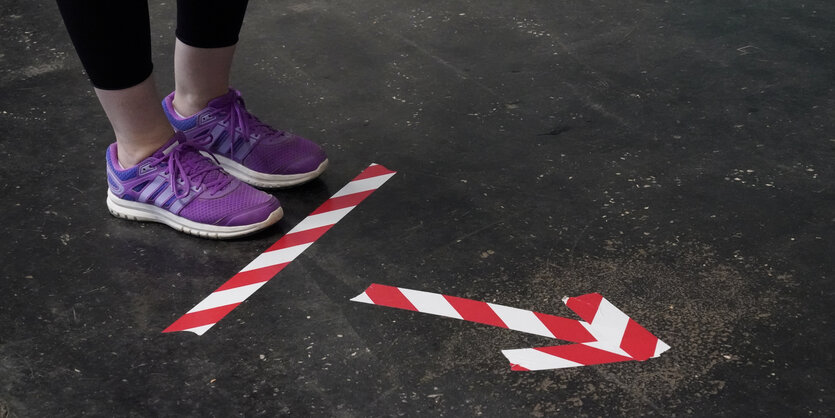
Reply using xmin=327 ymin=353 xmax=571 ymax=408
xmin=163 ymin=163 xmax=397 ymax=335
xmin=351 ymin=284 xmax=671 ymax=371
xmin=352 ymin=283 xmax=596 ymax=343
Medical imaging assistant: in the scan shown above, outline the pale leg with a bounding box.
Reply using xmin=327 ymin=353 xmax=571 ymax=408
xmin=171 ymin=39 xmax=236 ymax=117
xmin=95 ymin=74 xmax=174 ymax=168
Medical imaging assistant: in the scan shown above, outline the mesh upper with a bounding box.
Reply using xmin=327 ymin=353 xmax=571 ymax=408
xmin=178 ymin=181 xmax=277 ymax=225
xmin=243 ymin=134 xmax=327 ymax=174
xmin=163 ymin=89 xmax=327 ymax=176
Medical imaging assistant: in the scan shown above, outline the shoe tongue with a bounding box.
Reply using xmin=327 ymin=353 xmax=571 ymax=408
xmin=153 ymin=132 xmax=185 ymax=158
xmin=207 ymin=89 xmax=238 ymax=109
xmin=153 ymin=132 xmax=232 ymax=191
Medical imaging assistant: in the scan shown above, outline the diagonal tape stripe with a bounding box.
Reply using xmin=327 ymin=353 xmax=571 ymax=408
xmin=501 ymin=348 xmax=583 ymax=371
xmin=240 ymin=243 xmax=313 ymax=272
xmin=533 ymin=312 xmax=597 ymax=343
xmin=310 ymin=190 xmax=375 ymax=215
xmin=503 ymin=344 xmax=634 ymax=371
xmin=289 ymin=207 xmax=355 ymax=234
xmin=581 ymin=340 xmax=632 ymax=358
xmin=563 ymin=293 xmax=603 ymax=323
xmin=534 ymin=344 xmax=634 ymax=365
xmin=399 ymin=288 xmax=462 ymax=319
xmin=488 ymin=303 xmax=555 ymax=339
xmin=443 ymin=295 xmax=508 ymax=329
xmin=352 ymin=163 xmax=396 ymax=181
xmin=188 ymin=282 xmax=267 ymax=313
xmin=265 ymin=225 xmax=332 ymax=252
xmin=164 ymin=164 xmax=396 ymax=335
xmin=332 ymin=173 xmax=397 ymax=198
xmin=163 ymin=303 xmax=240 ymax=334
xmin=619 ymin=318 xmax=659 ymax=361
xmin=215 ymin=263 xmax=289 ymax=292
xmin=584 ymin=297 xmax=631 ymax=344
xmin=364 ymin=284 xmax=417 ymax=311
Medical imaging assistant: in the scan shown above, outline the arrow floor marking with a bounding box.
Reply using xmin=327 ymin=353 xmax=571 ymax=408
xmin=163 ymin=164 xmax=396 ymax=335
xmin=351 ymin=283 xmax=671 ymax=370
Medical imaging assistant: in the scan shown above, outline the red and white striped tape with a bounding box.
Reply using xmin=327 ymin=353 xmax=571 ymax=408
xmin=351 ymin=284 xmax=670 ymax=371
xmin=163 ymin=164 xmax=396 ymax=335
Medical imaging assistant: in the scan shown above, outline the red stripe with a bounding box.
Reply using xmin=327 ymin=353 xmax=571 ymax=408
xmin=266 ymin=225 xmax=333 ymax=252
xmin=443 ymin=295 xmax=508 ymax=329
xmin=352 ymin=164 xmax=396 ymax=181
xmin=364 ymin=284 xmax=417 ymax=311
xmin=510 ymin=364 xmax=530 ymax=371
xmin=310 ymin=190 xmax=374 ymax=215
xmin=214 ymin=263 xmax=288 ymax=292
xmin=619 ymin=318 xmax=658 ymax=361
xmin=162 ymin=303 xmax=240 ymax=333
xmin=564 ymin=293 xmax=604 ymax=323
xmin=533 ymin=312 xmax=597 ymax=343
xmin=534 ymin=344 xmax=634 ymax=365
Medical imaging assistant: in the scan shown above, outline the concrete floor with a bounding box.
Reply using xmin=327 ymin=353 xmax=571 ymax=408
xmin=1 ymin=0 xmax=833 ymax=416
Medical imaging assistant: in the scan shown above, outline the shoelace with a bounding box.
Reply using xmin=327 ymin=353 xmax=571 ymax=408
xmin=157 ymin=143 xmax=232 ymax=199
xmin=224 ymin=95 xmax=287 ymax=144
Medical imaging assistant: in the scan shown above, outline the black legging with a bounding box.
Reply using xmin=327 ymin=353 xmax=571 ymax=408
xmin=56 ymin=0 xmax=249 ymax=90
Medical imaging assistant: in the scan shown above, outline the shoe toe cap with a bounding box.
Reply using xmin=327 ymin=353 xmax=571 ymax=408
xmin=221 ymin=196 xmax=281 ymax=226
xmin=245 ymin=134 xmax=327 ymax=175
xmin=180 ymin=184 xmax=281 ymax=227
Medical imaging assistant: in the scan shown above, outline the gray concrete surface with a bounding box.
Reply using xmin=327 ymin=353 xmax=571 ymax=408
xmin=1 ymin=0 xmax=833 ymax=415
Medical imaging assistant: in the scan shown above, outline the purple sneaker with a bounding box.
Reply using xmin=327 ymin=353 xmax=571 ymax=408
xmin=105 ymin=132 xmax=283 ymax=239
xmin=162 ymin=89 xmax=328 ymax=188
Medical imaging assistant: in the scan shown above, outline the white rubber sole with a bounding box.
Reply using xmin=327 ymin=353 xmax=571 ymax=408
xmin=106 ymin=190 xmax=283 ymax=239
xmin=204 ymin=152 xmax=329 ymax=188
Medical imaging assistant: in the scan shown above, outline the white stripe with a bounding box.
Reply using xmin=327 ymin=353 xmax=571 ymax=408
xmin=653 ymin=339 xmax=671 ymax=357
xmin=240 ymin=243 xmax=313 ymax=272
xmin=488 ymin=303 xmax=555 ymax=339
xmin=331 ymin=173 xmax=396 ymax=198
xmin=139 ymin=176 xmax=166 ymax=202
xmin=349 ymin=291 xmax=374 ymax=304
xmin=183 ymin=324 xmax=214 ymax=336
xmin=585 ymin=297 xmax=631 ymax=344
xmin=187 ymin=282 xmax=267 ymax=313
xmin=153 ymin=187 xmax=175 ymax=207
xmin=501 ymin=348 xmax=583 ymax=371
xmin=289 ymin=207 xmax=355 ymax=233
xmin=582 ymin=340 xmax=632 ymax=358
xmin=399 ymin=288 xmax=463 ymax=320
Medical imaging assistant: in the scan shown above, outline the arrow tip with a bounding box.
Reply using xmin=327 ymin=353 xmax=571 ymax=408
xmin=654 ymin=339 xmax=672 ymax=357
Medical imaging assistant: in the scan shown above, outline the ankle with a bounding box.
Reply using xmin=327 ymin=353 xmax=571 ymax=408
xmin=115 ymin=130 xmax=174 ymax=168
xmin=172 ymin=89 xmax=225 ymax=117
xmin=117 ymin=148 xmax=152 ymax=168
